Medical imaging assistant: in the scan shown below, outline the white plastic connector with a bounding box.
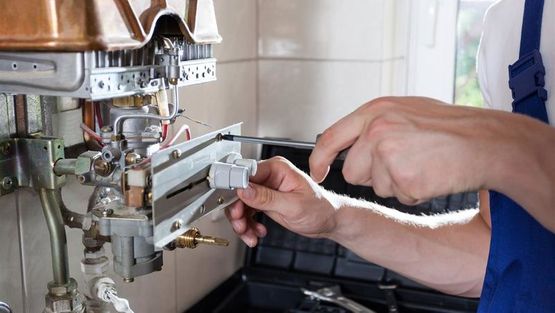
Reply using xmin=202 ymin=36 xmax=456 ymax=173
xmin=94 ymin=277 xmax=135 ymax=313
xmin=156 ymin=89 xmax=170 ymax=125
xmin=208 ymin=162 xmax=250 ymax=190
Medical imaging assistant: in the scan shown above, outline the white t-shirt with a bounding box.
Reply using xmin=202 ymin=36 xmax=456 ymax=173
xmin=477 ymin=0 xmax=555 ymax=125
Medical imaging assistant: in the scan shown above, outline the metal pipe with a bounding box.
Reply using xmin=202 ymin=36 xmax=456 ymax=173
xmin=53 ymin=159 xmax=77 ymax=176
xmin=39 ymin=188 xmax=70 ymax=286
xmin=53 ymin=189 xmax=86 ymax=230
xmin=113 ymin=85 xmax=180 ymax=136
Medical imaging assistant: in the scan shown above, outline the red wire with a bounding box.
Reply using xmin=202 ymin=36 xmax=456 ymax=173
xmin=161 ymin=124 xmax=169 ymax=141
xmin=95 ymin=103 xmax=104 ymax=128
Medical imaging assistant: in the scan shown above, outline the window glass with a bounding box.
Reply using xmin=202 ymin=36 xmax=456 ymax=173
xmin=454 ymin=0 xmax=494 ymax=107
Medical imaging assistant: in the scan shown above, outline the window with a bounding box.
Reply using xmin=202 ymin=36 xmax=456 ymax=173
xmin=454 ymin=0 xmax=494 ymax=107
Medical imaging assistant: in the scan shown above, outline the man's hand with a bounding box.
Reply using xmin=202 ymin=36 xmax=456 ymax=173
xmin=225 ymin=157 xmax=338 ymax=247
xmin=310 ymin=97 xmax=515 ymax=205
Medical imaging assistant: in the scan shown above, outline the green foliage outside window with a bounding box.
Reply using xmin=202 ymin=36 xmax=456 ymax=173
xmin=455 ymin=0 xmax=493 ymax=107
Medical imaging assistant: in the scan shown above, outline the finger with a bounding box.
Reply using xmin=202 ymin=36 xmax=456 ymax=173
xmin=371 ymin=161 xmax=394 ymax=198
xmin=310 ymin=113 xmax=366 ymax=182
xmin=230 ymin=216 xmax=248 ymax=235
xmin=249 ymin=157 xmax=295 ymax=191
xmin=341 ymin=136 xmax=374 ymax=186
xmin=226 ymin=200 xmax=246 ymax=220
xmin=253 ymin=222 xmax=267 ymax=238
xmin=237 ymin=183 xmax=289 ymax=213
xmin=240 ymin=228 xmax=259 ymax=247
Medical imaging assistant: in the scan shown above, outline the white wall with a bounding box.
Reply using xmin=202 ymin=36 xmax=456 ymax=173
xmin=256 ymin=0 xmax=413 ymax=141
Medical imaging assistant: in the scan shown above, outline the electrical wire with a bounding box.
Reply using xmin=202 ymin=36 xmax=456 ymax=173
xmin=80 ymin=123 xmax=102 ymax=143
xmin=95 ymin=103 xmax=104 ymax=128
xmin=160 ymin=124 xmax=191 ymax=149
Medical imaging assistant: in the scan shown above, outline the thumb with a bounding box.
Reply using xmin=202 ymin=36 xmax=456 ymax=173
xmin=237 ymin=183 xmax=287 ymax=212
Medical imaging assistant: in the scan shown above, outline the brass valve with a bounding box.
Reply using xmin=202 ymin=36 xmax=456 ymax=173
xmin=175 ymin=227 xmax=229 ymax=249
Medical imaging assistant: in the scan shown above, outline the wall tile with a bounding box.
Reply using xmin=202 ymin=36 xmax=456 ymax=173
xmin=258 ymin=0 xmax=386 ymax=61
xmin=213 ymin=0 xmax=257 ymax=62
xmin=258 ymin=59 xmax=382 ymax=141
xmin=176 ymin=61 xmax=258 ymax=158
xmin=0 ymin=192 xmax=24 ymax=313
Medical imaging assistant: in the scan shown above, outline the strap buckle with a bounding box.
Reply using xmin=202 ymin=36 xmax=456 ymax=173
xmin=508 ymin=49 xmax=547 ymax=106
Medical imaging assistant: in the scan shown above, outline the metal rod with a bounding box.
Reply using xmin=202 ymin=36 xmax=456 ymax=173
xmin=53 ymin=189 xmax=86 ymax=230
xmin=222 ymin=134 xmax=349 ymax=160
xmin=38 ymin=188 xmax=70 ymax=286
xmin=222 ymin=134 xmax=316 ymax=150
xmin=53 ymin=159 xmax=77 ymax=176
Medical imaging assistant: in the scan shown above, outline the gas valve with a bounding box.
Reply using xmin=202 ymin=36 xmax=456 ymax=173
xmin=175 ymin=228 xmax=229 ymax=249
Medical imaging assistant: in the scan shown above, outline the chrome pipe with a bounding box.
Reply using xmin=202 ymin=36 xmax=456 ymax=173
xmin=39 ymin=188 xmax=70 ymax=286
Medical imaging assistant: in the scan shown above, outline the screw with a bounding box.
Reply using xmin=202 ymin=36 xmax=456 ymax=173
xmin=171 ymin=220 xmax=182 ymax=232
xmin=101 ymin=209 xmax=113 ymax=217
xmin=1 ymin=177 xmax=13 ymax=190
xmin=171 ymin=149 xmax=181 ymax=159
xmin=217 ymin=196 xmax=225 ymax=205
xmin=123 ymin=277 xmax=134 ymax=283
xmin=98 ymin=81 xmax=105 ymax=89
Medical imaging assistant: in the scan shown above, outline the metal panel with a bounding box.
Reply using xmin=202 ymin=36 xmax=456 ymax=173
xmin=151 ymin=123 xmax=242 ymax=248
xmin=0 ymin=192 xmax=24 ymax=313
xmin=0 ymin=52 xmax=217 ymax=100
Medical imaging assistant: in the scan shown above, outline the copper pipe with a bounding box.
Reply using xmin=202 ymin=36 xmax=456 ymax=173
xmin=81 ymin=100 xmax=102 ymax=150
xmin=14 ymin=95 xmax=28 ymax=137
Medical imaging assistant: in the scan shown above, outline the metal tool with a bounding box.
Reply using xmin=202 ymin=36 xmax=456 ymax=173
xmin=222 ymin=134 xmax=349 ymax=160
xmin=301 ymin=286 xmax=376 ymax=313
xmin=221 ymin=134 xmax=316 ymax=150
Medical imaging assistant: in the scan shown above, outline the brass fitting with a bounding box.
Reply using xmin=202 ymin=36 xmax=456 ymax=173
xmin=175 ymin=228 xmax=229 ymax=249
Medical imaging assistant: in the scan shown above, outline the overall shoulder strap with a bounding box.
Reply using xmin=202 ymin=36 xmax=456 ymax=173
xmin=508 ymin=0 xmax=549 ymax=123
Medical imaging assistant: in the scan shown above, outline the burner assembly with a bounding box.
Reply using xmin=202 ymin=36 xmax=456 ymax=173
xmin=0 ymin=2 xmax=254 ymax=312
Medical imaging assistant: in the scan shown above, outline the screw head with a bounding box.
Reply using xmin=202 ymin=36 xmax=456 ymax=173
xmin=101 ymin=209 xmax=113 ymax=217
xmin=1 ymin=177 xmax=13 ymax=190
xmin=217 ymin=196 xmax=225 ymax=205
xmin=0 ymin=142 xmax=11 ymax=155
xmin=171 ymin=220 xmax=182 ymax=232
xmin=171 ymin=149 xmax=181 ymax=159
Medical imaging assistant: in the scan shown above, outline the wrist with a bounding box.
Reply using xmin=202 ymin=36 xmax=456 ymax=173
xmin=320 ymin=192 xmax=367 ymax=243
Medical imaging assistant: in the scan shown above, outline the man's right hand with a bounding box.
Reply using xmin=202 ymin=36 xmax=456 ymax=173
xmin=225 ymin=157 xmax=338 ymax=247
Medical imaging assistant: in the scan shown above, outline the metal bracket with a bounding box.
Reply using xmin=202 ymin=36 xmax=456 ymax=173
xmin=0 ymin=137 xmax=65 ymax=195
xmin=151 ymin=123 xmax=242 ymax=249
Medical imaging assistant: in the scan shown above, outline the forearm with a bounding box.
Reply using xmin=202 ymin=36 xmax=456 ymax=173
xmin=324 ymin=193 xmax=490 ymax=297
xmin=486 ymin=113 xmax=555 ymax=232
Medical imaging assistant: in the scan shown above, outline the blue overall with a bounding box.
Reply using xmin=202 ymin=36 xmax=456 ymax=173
xmin=478 ymin=0 xmax=555 ymax=312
